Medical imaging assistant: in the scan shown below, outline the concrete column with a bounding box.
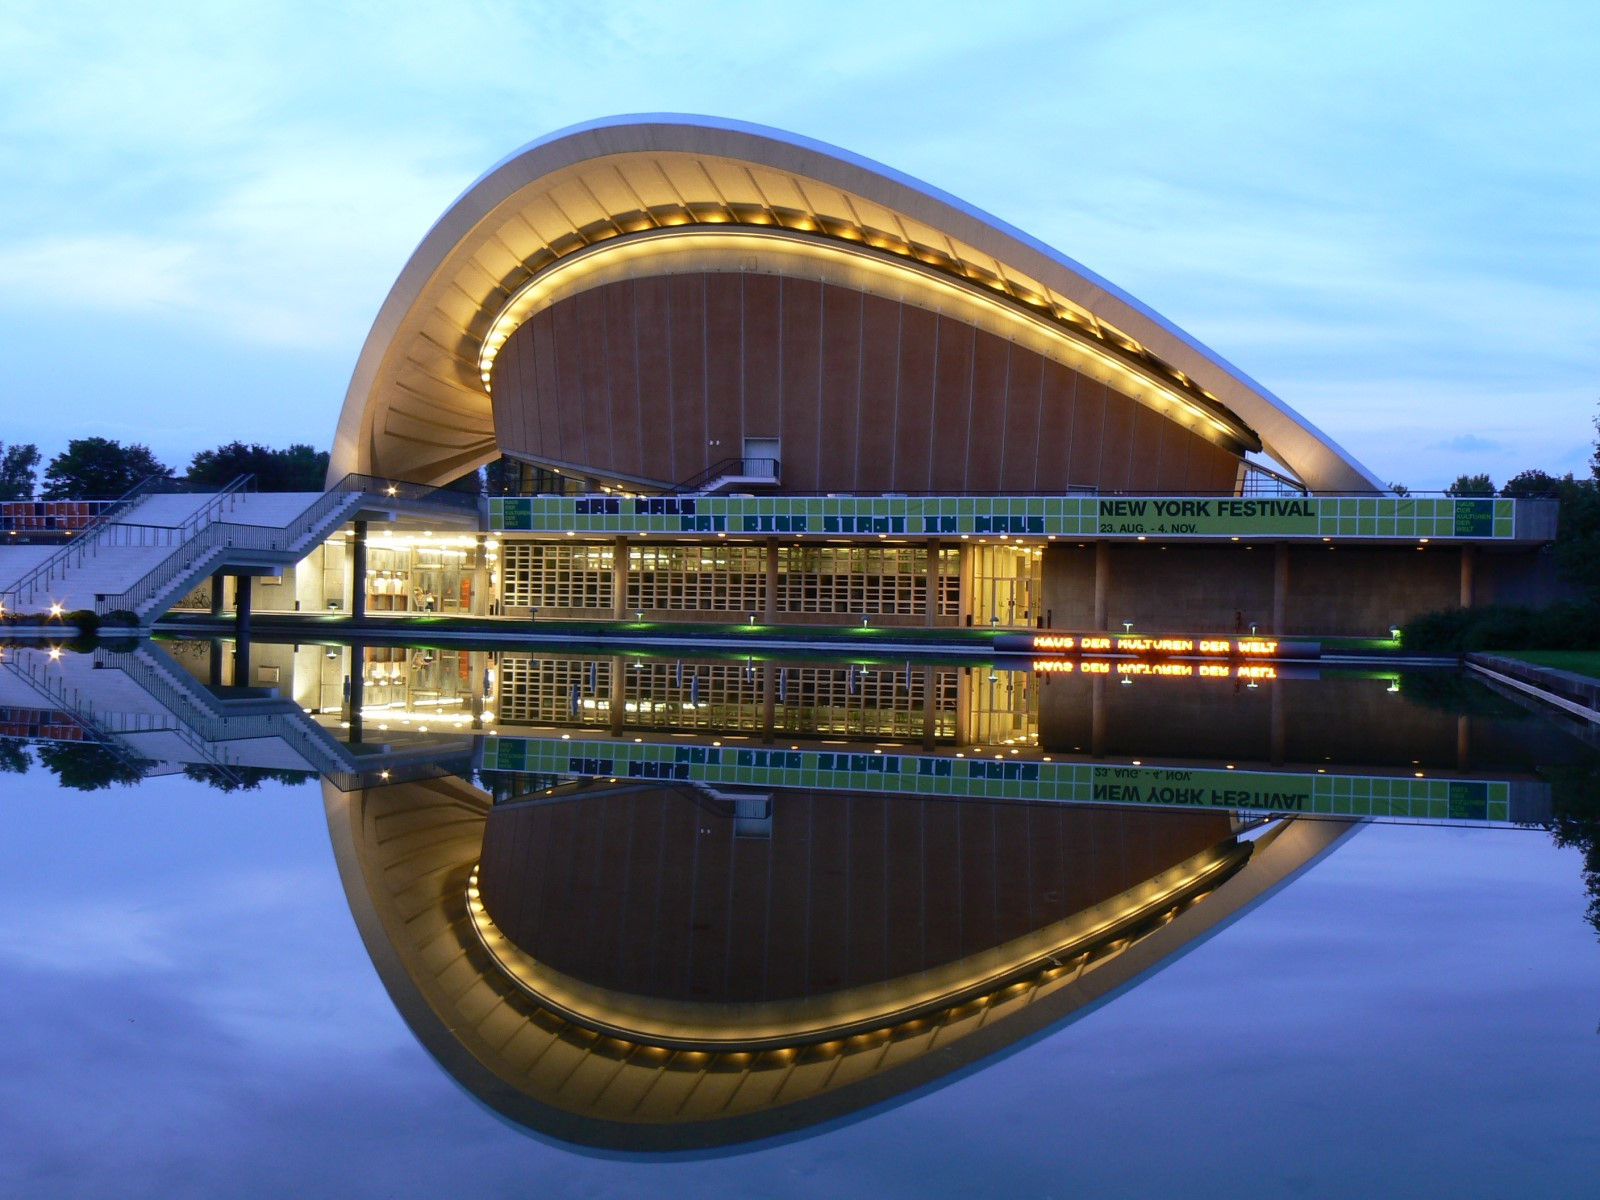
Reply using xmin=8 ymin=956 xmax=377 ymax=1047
xmin=613 ymin=536 xmax=629 ymax=621
xmin=346 ymin=652 xmax=364 ymax=744
xmin=209 ymin=570 xmax=226 ymax=618
xmin=1272 ymin=543 xmax=1289 ymax=634
xmin=609 ymin=655 xmax=625 ymax=736
xmin=1270 ymin=682 xmax=1285 ymax=767
xmin=924 ymin=538 xmax=940 ymax=627
xmin=958 ymin=543 xmax=974 ymax=626
xmin=468 ymin=651 xmax=485 ymax=729
xmin=921 ymin=665 xmax=937 ymax=751
xmin=764 ymin=537 xmax=779 ymax=622
xmin=1456 ymin=714 xmax=1471 ymax=771
xmin=350 ymin=521 xmax=368 ymax=621
xmin=207 ymin=638 xmax=224 ymax=687
xmin=1093 ymin=541 xmax=1109 ymax=631
xmin=762 ymin=661 xmax=776 ymax=743
xmin=234 ymin=575 xmax=252 ymax=637
xmin=1460 ymin=545 xmax=1476 ymax=608
xmin=474 ymin=535 xmax=488 ymax=617
xmin=1090 ymin=676 xmax=1106 ymax=758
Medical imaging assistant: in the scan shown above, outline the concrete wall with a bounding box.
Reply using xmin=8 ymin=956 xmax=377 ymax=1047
xmin=1042 ymin=541 xmax=1560 ymax=637
xmin=491 ymin=272 xmax=1244 ymax=493
xmin=1042 ymin=542 xmax=1275 ymax=634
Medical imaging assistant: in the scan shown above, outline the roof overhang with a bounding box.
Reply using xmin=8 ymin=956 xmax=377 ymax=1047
xmin=331 ymin=114 xmax=1383 ymax=493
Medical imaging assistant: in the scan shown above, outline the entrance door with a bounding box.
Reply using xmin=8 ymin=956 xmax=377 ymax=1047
xmin=742 ymin=438 xmax=780 ymax=479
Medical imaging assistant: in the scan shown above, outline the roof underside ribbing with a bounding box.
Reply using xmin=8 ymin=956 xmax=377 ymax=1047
xmin=331 ymin=115 xmax=1382 ymax=494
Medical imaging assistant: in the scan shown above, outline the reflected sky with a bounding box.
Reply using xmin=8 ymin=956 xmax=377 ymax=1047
xmin=2 ymin=764 xmax=1596 ymax=1198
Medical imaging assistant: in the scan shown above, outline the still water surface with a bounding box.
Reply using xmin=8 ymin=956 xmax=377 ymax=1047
xmin=1 ymin=640 xmax=1597 ymax=1197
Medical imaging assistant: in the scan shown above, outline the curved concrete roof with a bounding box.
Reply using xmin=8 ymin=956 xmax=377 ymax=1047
xmin=331 ymin=115 xmax=1382 ymax=493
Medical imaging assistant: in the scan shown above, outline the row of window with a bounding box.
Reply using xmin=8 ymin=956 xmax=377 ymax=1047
xmin=498 ymin=542 xmax=962 ymax=615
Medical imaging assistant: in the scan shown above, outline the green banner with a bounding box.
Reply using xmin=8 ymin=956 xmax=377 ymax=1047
xmin=488 ymin=494 xmax=1522 ymax=541
xmin=1095 ymin=498 xmax=1319 ymax=536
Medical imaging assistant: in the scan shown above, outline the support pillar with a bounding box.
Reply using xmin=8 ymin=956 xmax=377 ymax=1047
xmin=610 ymin=655 xmax=625 ymax=736
xmin=1090 ymin=676 xmax=1106 ymax=758
xmin=469 ymin=650 xmax=485 ymax=729
xmin=209 ymin=570 xmax=226 ymax=618
xmin=234 ymin=575 xmax=252 ymax=638
xmin=1093 ymin=541 xmax=1109 ymax=631
xmin=1457 ymin=715 xmax=1471 ymax=771
xmin=764 ymin=537 xmax=779 ymax=623
xmin=1270 ymin=681 xmax=1285 ymax=767
xmin=1460 ymin=545 xmax=1476 ymax=608
xmin=474 ymin=534 xmax=488 ymax=617
xmin=351 ymin=521 xmax=368 ymax=622
xmin=613 ymin=536 xmax=629 ymax=621
xmin=1272 ymin=543 xmax=1289 ymax=634
xmin=921 ymin=665 xmax=937 ymax=751
xmin=346 ymin=652 xmax=364 ymax=744
xmin=207 ymin=638 xmax=224 ymax=687
xmin=762 ymin=661 xmax=776 ymax=743
xmin=924 ymin=539 xmax=940 ymax=628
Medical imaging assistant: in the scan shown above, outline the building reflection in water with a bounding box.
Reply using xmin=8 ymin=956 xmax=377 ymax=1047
xmin=326 ymin=774 xmax=1357 ymax=1151
xmin=6 ymin=636 xmax=1599 ymax=1147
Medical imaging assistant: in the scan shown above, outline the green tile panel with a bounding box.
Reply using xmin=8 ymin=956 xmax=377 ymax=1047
xmin=481 ymin=736 xmax=1514 ymax=824
xmin=488 ymin=495 xmax=1530 ymax=541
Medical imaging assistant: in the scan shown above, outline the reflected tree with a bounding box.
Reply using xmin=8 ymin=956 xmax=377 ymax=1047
xmin=0 ymin=737 xmax=31 ymax=774
xmin=181 ymin=765 xmax=316 ymax=791
xmin=1543 ymin=757 xmax=1600 ymax=937
xmin=34 ymin=742 xmax=146 ymax=790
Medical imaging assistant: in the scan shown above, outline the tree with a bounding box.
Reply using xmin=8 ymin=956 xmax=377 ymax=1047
xmin=41 ymin=438 xmax=172 ymax=499
xmin=34 ymin=741 xmax=146 ymax=790
xmin=186 ymin=442 xmax=330 ymax=492
xmin=0 ymin=442 xmax=40 ymax=500
xmin=1387 ymin=482 xmax=1410 ymax=496
xmin=1502 ymin=469 xmax=1564 ymax=498
xmin=1592 ymin=400 xmax=1600 ymax=482
xmin=0 ymin=737 xmax=30 ymax=774
xmin=1445 ymin=473 xmax=1495 ymax=497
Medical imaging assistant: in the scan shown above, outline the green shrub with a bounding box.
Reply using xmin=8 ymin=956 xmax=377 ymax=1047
xmin=1401 ymin=601 xmax=1600 ymax=654
xmin=65 ymin=609 xmax=100 ymax=633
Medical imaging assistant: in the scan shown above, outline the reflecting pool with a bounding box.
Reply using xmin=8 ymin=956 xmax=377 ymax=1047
xmin=2 ymin=637 xmax=1598 ymax=1196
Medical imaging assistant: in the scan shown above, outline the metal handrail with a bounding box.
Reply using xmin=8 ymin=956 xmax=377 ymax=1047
xmin=540 ymin=485 xmax=1513 ymax=502
xmin=0 ymin=472 xmax=173 ymax=607
xmin=0 ymin=650 xmax=151 ymax=777
xmin=98 ymin=471 xmax=481 ymax=617
xmin=670 ymin=457 xmax=782 ymax=494
xmin=1 ymin=474 xmax=255 ymax=611
xmin=99 ymin=647 xmax=355 ymax=775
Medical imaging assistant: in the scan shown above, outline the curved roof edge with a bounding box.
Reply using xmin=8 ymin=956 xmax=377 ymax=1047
xmin=332 ymin=113 xmax=1383 ymax=493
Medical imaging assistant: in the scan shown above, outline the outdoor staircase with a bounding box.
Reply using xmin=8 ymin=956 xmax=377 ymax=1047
xmin=671 ymin=456 xmax=782 ymax=496
xmin=0 ymin=473 xmax=481 ymax=625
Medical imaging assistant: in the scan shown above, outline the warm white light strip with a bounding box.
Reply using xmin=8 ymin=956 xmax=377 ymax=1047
xmin=476 ymin=227 xmax=1253 ymax=449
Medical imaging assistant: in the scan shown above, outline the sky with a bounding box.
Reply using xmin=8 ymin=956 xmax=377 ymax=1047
xmin=0 ymin=0 xmax=1596 ymax=491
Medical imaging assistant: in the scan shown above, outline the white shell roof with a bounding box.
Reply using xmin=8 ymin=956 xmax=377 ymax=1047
xmin=331 ymin=114 xmax=1381 ymax=493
